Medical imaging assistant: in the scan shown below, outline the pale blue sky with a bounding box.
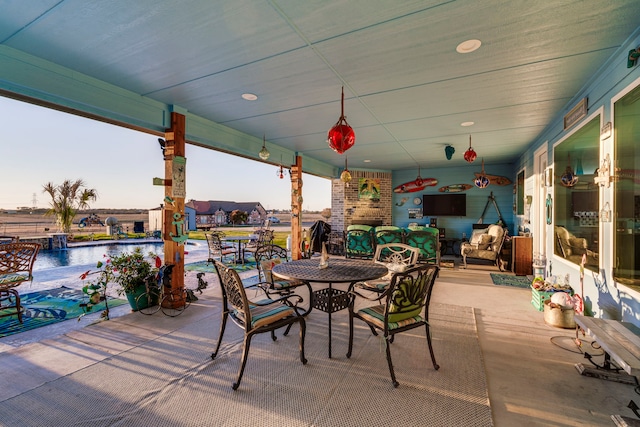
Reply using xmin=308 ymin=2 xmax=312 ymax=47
xmin=1 ymin=96 xmax=331 ymax=212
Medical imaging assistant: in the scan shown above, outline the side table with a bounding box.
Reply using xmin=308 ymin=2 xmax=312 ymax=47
xmin=440 ymin=238 xmax=461 ymax=257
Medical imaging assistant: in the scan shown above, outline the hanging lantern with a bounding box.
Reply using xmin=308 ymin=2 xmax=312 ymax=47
xmin=340 ymin=157 xmax=352 ymax=186
xmin=445 ymin=145 xmax=455 ymax=160
xmin=474 ymin=158 xmax=490 ymax=188
xmin=258 ymin=134 xmax=270 ymax=160
xmin=560 ymin=154 xmax=578 ymax=187
xmin=276 ymin=156 xmax=288 ymax=179
xmin=276 ymin=164 xmax=287 ymax=179
xmin=464 ymin=135 xmax=477 ymax=163
xmin=327 ymin=86 xmax=356 ymax=154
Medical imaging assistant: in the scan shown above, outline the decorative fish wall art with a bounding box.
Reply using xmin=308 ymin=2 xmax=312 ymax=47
xmin=393 ymin=177 xmax=438 ymax=193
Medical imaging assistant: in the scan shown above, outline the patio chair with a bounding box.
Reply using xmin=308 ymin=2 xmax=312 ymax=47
xmin=253 ymin=244 xmax=313 ymax=316
xmin=326 ymin=231 xmax=344 ymax=256
xmin=347 ymin=264 xmax=440 ymax=388
xmin=351 ymin=243 xmax=420 ymax=296
xmin=206 ymin=233 xmax=236 ymax=264
xmin=0 ymin=242 xmax=41 ymax=323
xmin=211 ymin=260 xmax=307 ymax=390
xmin=345 ymin=224 xmax=376 ymax=259
xmin=374 ymin=226 xmax=405 ymax=246
xmin=460 ymin=224 xmax=506 ymax=271
xmin=243 ymin=229 xmax=274 ymax=258
xmin=404 ymin=227 xmax=440 ymax=265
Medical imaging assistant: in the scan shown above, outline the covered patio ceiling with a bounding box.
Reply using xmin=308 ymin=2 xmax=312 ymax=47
xmin=1 ymin=1 xmax=639 ymax=177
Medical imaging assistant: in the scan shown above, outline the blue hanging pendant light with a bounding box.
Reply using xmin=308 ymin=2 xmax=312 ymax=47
xmin=474 ymin=158 xmax=490 ymax=188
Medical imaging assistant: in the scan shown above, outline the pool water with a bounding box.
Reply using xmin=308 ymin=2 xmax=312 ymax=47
xmin=34 ymin=242 xmax=164 ymax=270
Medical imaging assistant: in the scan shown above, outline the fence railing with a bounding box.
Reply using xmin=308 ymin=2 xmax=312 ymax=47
xmin=0 ymin=221 xmax=148 ymax=237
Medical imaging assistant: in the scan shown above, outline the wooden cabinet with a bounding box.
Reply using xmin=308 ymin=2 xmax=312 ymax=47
xmin=512 ymin=236 xmax=533 ymax=276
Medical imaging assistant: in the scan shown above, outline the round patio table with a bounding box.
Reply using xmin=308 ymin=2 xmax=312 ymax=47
xmin=272 ymin=258 xmax=387 ymax=358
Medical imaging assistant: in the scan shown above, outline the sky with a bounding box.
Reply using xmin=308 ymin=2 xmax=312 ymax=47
xmin=1 ymin=96 xmax=331 ymax=212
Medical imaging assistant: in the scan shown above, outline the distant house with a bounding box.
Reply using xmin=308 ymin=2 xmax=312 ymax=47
xmin=185 ymin=200 xmax=267 ymax=229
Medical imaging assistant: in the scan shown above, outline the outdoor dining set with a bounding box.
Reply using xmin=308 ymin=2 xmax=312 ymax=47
xmin=205 ymin=231 xmax=440 ymax=390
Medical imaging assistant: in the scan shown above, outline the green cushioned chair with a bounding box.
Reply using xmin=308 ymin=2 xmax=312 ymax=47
xmin=404 ymin=227 xmax=440 ymax=265
xmin=374 ymin=225 xmax=405 ymax=247
xmin=345 ymin=224 xmax=376 ymax=259
xmin=347 ymin=264 xmax=440 ymax=387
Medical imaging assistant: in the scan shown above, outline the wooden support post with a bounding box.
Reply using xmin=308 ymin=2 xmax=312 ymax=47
xmin=162 ymin=112 xmax=186 ymax=307
xmin=290 ymin=155 xmax=303 ymax=260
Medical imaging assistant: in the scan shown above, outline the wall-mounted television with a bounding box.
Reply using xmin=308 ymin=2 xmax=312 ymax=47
xmin=423 ymin=193 xmax=467 ymax=216
xmin=571 ymin=190 xmax=598 ymax=214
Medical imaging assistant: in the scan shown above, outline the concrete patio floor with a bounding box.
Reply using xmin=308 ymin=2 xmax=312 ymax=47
xmin=1 ymin=247 xmax=638 ymax=426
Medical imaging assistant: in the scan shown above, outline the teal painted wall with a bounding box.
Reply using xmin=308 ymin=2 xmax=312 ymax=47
xmin=515 ymin=26 xmax=640 ymax=325
xmin=392 ymin=163 xmax=515 ymax=239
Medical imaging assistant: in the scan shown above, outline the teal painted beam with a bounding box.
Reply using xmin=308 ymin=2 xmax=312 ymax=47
xmin=0 ymin=45 xmax=339 ymax=179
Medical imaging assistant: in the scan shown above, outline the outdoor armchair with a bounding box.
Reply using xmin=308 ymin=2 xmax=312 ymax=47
xmin=0 ymin=242 xmax=41 ymax=323
xmin=347 ymin=264 xmax=440 ymax=387
xmin=211 ymin=260 xmax=307 ymax=390
xmin=253 ymin=243 xmax=313 ymax=316
xmin=205 ymin=233 xmax=236 ymax=264
xmin=243 ymin=229 xmax=274 ymax=257
xmin=351 ymin=243 xmax=420 ymax=296
xmin=460 ymin=224 xmax=506 ymax=271
xmin=374 ymin=225 xmax=405 ymax=246
xmin=345 ymin=224 xmax=376 ymax=259
xmin=404 ymin=227 xmax=440 ymax=265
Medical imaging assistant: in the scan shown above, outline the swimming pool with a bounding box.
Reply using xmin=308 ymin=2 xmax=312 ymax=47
xmin=34 ymin=242 xmax=165 ymax=270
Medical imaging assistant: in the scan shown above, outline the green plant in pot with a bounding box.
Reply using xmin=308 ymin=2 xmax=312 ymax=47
xmin=79 ymin=248 xmax=161 ymax=319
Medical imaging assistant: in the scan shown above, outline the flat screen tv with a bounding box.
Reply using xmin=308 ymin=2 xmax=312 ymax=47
xmin=423 ymin=193 xmax=466 ymax=216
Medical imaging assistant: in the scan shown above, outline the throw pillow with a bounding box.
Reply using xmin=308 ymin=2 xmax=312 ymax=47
xmin=478 ymin=234 xmax=494 ymax=250
xmin=469 ymin=229 xmax=488 ymax=245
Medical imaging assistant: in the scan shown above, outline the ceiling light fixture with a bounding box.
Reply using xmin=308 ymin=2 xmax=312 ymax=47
xmin=241 ymin=93 xmax=258 ymax=101
xmin=456 ymin=39 xmax=482 ymax=54
xmin=327 ymin=86 xmax=355 ymax=154
xmin=460 ymin=121 xmax=475 ymax=127
xmin=340 ymin=157 xmax=352 ymax=186
xmin=258 ymin=134 xmax=270 ymax=160
xmin=474 ymin=158 xmax=490 ymax=188
xmin=464 ymin=135 xmax=477 ymax=163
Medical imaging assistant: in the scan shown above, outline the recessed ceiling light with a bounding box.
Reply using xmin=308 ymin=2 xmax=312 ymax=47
xmin=363 ymin=159 xmax=371 ymax=163
xmin=456 ymin=39 xmax=481 ymax=54
xmin=461 ymin=121 xmax=475 ymax=127
xmin=241 ymin=93 xmax=258 ymax=101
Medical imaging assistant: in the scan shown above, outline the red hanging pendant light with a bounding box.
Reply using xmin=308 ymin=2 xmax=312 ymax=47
xmin=327 ymin=86 xmax=355 ymax=154
xmin=464 ymin=134 xmax=477 ymax=163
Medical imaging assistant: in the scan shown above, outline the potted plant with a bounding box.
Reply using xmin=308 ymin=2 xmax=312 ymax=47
xmin=79 ymin=248 xmax=162 ymax=319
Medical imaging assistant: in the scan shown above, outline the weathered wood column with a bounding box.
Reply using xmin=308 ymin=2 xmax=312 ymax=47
xmin=290 ymin=155 xmax=303 ymax=260
xmin=162 ymin=112 xmax=186 ymax=303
